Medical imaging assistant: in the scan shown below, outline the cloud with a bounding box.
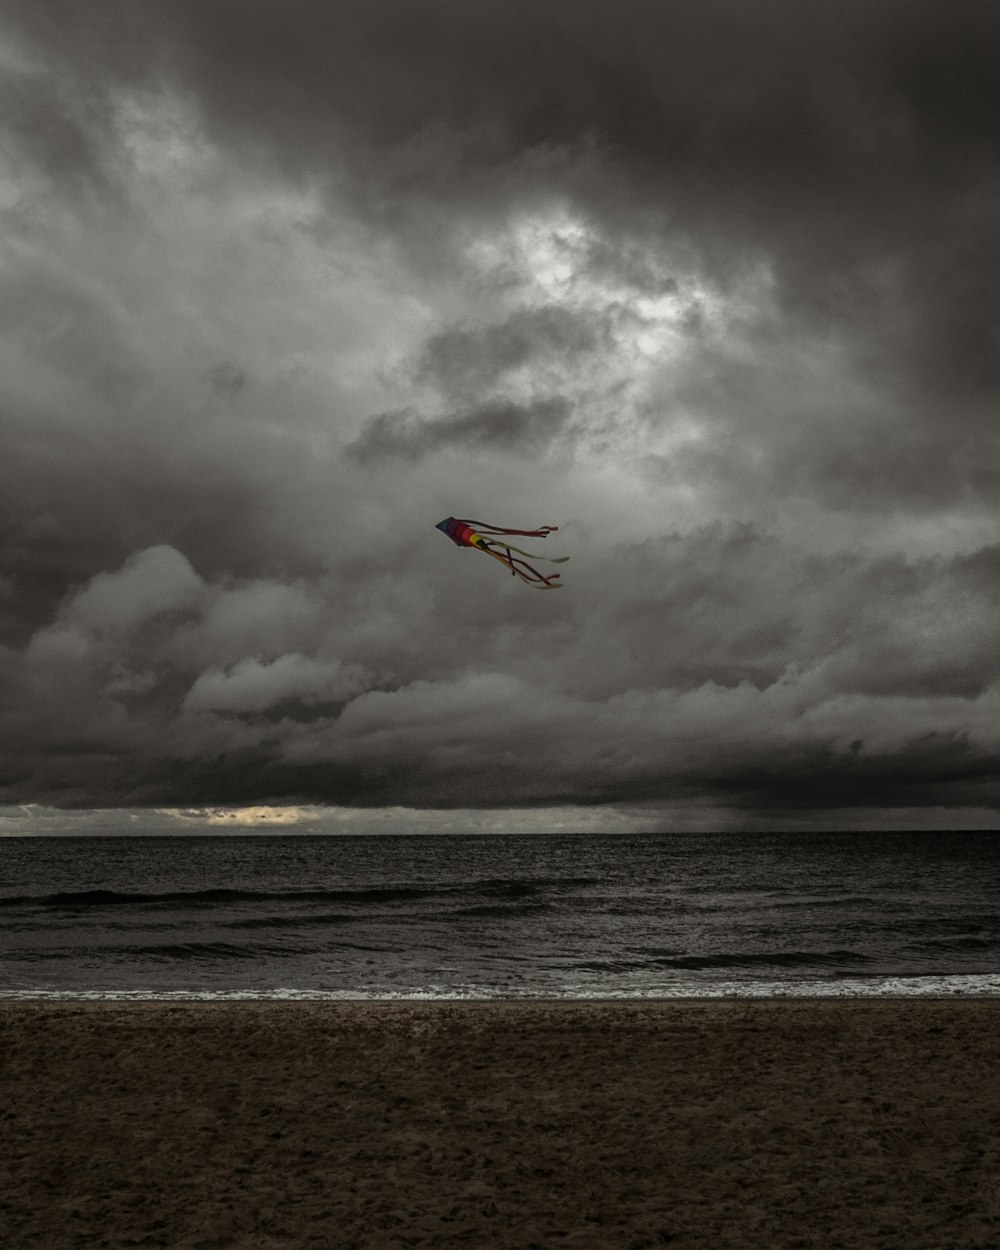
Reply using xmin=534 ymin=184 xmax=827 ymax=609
xmin=182 ymin=654 xmax=371 ymax=715
xmin=347 ymin=397 xmax=573 ymax=464
xmin=2 ymin=533 xmax=1000 ymax=816
xmin=60 ymin=545 xmax=203 ymax=635
xmin=417 ymin=307 xmax=603 ymax=398
xmin=3 ymin=1 xmax=1000 ymax=823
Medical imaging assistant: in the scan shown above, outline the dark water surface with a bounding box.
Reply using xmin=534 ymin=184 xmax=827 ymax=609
xmin=2 ymin=832 xmax=1000 ymax=998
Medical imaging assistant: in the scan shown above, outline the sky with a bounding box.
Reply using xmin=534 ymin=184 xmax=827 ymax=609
xmin=3 ymin=0 xmax=1000 ymax=834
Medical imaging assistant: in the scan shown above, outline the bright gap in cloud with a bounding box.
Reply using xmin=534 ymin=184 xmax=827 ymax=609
xmin=457 ymin=205 xmax=776 ymax=470
xmin=162 ymin=806 xmax=311 ymax=827
xmin=113 ymin=89 xmax=212 ymax=182
xmin=0 ymin=805 xmax=651 ymax=836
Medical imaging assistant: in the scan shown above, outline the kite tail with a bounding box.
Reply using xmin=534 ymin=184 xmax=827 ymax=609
xmin=480 ymin=544 xmax=563 ymax=588
xmin=498 ymin=540 xmax=570 ymax=565
xmin=457 ymin=517 xmax=559 ymax=539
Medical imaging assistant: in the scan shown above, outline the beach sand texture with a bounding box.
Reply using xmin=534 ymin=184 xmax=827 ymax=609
xmin=3 ymin=1000 xmax=1000 ymax=1249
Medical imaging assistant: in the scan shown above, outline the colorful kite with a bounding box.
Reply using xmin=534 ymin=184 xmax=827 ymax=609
xmin=435 ymin=517 xmax=569 ymax=589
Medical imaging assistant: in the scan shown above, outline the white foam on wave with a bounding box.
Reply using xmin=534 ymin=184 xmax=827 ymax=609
xmin=4 ymin=973 xmax=1000 ymax=1001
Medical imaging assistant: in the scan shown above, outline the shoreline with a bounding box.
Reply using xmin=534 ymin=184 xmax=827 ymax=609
xmin=5 ymin=989 xmax=1000 ymax=1001
xmin=5 ymin=999 xmax=1000 ymax=1247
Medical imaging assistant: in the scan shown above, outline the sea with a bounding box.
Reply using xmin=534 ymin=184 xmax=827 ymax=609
xmin=2 ymin=831 xmax=1000 ymax=1000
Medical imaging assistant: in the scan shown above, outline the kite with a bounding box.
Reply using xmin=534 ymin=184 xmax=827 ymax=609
xmin=435 ymin=517 xmax=569 ymax=589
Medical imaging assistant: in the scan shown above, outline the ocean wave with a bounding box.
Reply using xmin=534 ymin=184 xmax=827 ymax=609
xmin=767 ymin=896 xmax=880 ymax=910
xmin=228 ymin=912 xmax=359 ymax=930
xmin=563 ymin=949 xmax=872 ymax=974
xmin=2 ymin=940 xmax=315 ymax=962
xmin=0 ymin=887 xmax=416 ymax=909
xmin=652 ymin=949 xmax=872 ymax=970
xmin=114 ymin=940 xmax=320 ymax=960
xmin=0 ymin=876 xmax=598 ymax=911
xmin=903 ymin=935 xmax=1000 ymax=953
xmin=451 ymin=902 xmax=549 ymax=918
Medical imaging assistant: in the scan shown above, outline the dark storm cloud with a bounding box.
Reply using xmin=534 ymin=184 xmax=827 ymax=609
xmin=13 ymin=8 xmax=1000 ymax=237
xmin=642 ymin=326 xmax=1000 ymax=518
xmin=417 ymin=308 xmax=601 ymax=398
xmin=147 ymin=0 xmax=1000 ymax=402
xmin=10 ymin=1 xmax=1000 ymax=421
xmin=207 ymin=362 xmax=247 ymax=399
xmin=347 ymin=397 xmax=572 ymax=464
xmin=4 ymin=0 xmax=1000 ymax=823
xmin=21 ymin=0 xmax=994 ymax=454
xmin=3 ymin=530 xmax=1000 ymax=813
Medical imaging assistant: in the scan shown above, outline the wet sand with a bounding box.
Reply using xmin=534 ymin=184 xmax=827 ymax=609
xmin=3 ymin=999 xmax=1000 ymax=1249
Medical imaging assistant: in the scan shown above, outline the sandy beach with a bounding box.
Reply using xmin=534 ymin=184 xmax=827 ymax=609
xmin=3 ymin=999 xmax=1000 ymax=1249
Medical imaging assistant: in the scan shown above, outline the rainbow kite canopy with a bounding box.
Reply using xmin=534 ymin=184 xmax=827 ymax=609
xmin=435 ymin=517 xmax=568 ymax=589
